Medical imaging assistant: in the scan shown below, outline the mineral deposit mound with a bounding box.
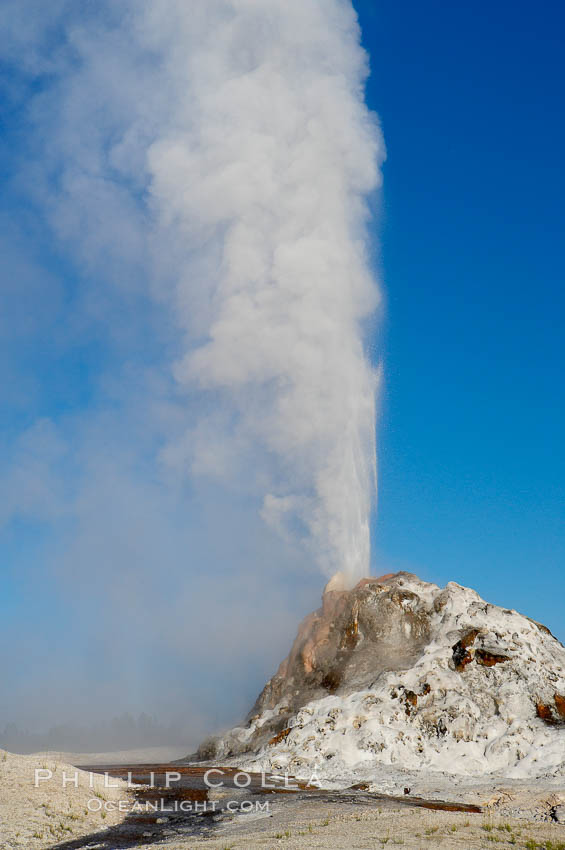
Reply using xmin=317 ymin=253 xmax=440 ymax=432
xmin=194 ymin=573 xmax=565 ymax=784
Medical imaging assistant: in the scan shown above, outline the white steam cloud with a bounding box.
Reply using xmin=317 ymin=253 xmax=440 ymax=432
xmin=148 ymin=0 xmax=385 ymax=581
xmin=3 ymin=0 xmax=385 ymax=583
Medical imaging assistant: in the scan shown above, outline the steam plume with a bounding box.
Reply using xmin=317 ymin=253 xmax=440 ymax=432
xmin=3 ymin=0 xmax=385 ymax=584
xmin=148 ymin=0 xmax=385 ymax=581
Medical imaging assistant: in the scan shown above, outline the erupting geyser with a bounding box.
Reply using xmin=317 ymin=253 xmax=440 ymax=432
xmin=19 ymin=1 xmax=385 ymax=583
xmin=148 ymin=0 xmax=385 ymax=582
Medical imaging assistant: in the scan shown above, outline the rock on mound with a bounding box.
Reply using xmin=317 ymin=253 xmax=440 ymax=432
xmin=198 ymin=573 xmax=565 ymax=782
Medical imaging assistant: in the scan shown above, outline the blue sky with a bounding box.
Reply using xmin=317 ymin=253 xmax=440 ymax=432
xmin=0 ymin=0 xmax=563 ymax=739
xmin=356 ymin=0 xmax=564 ymax=637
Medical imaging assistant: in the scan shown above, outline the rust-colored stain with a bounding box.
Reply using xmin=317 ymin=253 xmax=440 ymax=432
xmin=452 ymin=643 xmax=473 ymax=672
xmin=355 ymin=574 xmax=395 ymax=588
xmin=453 ymin=631 xmax=511 ymax=672
xmin=403 ymin=689 xmax=418 ymax=715
xmin=79 ymin=763 xmax=483 ymax=805
xmin=460 ymin=629 xmax=481 ymax=649
xmin=536 ymin=697 xmax=565 ymax=726
xmin=537 ymin=702 xmax=556 ymax=722
xmin=475 ymin=649 xmax=510 ymax=667
xmin=452 ymin=629 xmax=481 ymax=672
xmin=75 ymin=762 xmax=483 ymax=831
xmin=341 ymin=617 xmax=360 ymax=650
xmin=268 ymin=727 xmax=291 ymax=746
xmin=404 ymin=799 xmax=482 ymax=814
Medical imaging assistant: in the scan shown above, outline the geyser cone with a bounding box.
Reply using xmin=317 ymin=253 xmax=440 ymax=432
xmin=194 ymin=573 xmax=565 ymax=783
